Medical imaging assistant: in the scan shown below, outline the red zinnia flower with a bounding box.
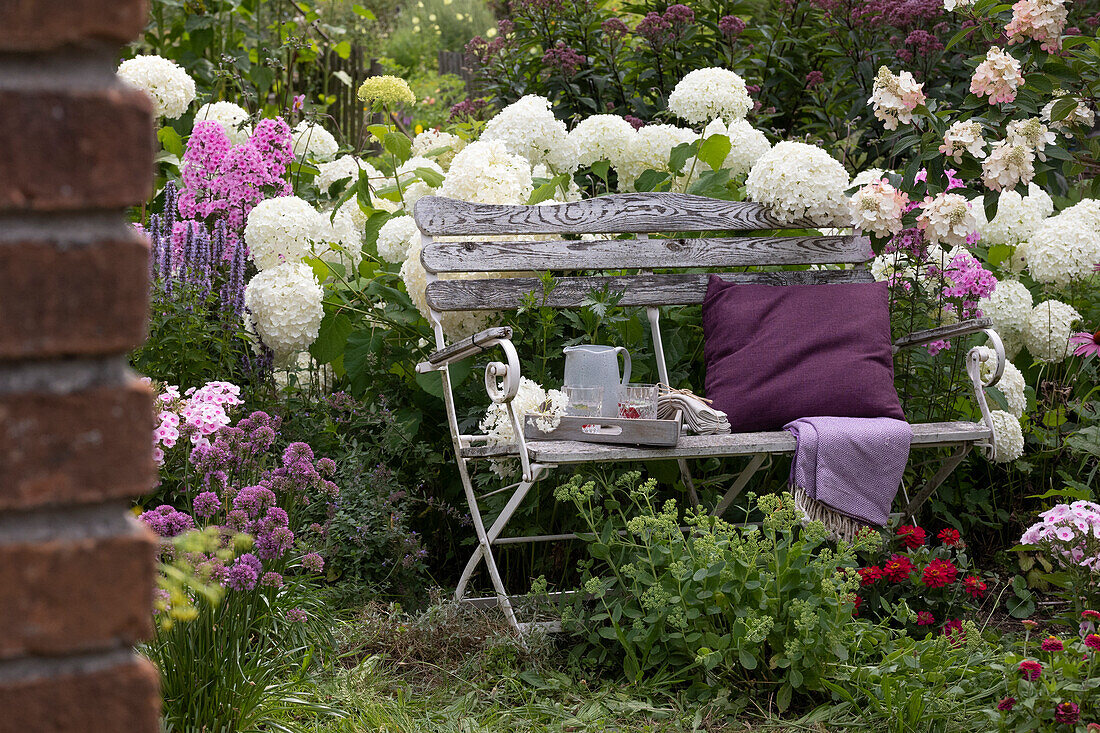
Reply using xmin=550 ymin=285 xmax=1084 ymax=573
xmin=858 ymin=566 xmax=884 ymax=586
xmin=853 ymin=594 xmax=863 ymax=616
xmin=997 ymin=696 xmax=1015 ymax=712
xmin=896 ymin=525 xmax=926 ymax=549
xmin=1085 ymin=634 xmax=1100 ymax=651
xmin=1022 ymin=619 xmax=1039 ymax=629
xmin=883 ymin=554 xmax=916 ymax=582
xmin=963 ymin=575 xmax=987 ymax=599
xmin=942 ymin=618 xmax=964 ymax=645
xmin=922 ymin=558 xmax=958 ymax=589
xmin=1055 ymin=702 xmax=1080 ymax=725
xmin=937 ymin=528 xmax=962 ymax=547
xmin=1083 ymin=610 xmax=1100 ymax=621
xmin=1041 ymin=636 xmax=1064 ymax=651
xmin=917 ymin=611 xmax=935 ymax=625
xmin=1018 ymin=660 xmax=1042 ymax=681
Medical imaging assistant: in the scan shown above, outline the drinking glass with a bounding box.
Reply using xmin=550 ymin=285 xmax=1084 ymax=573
xmin=564 ymin=386 xmax=603 ymax=418
xmin=618 ymin=384 xmax=658 ymax=419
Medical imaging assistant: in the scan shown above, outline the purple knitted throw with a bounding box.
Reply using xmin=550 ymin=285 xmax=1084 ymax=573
xmin=784 ymin=416 xmax=912 ymax=526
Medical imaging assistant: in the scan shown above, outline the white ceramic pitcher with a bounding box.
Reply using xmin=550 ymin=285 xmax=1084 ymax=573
xmin=563 ymin=345 xmax=631 ymax=418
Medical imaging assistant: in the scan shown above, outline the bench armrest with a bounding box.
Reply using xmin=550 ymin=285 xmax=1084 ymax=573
xmin=415 ymin=326 xmax=513 ymax=372
xmin=892 ymin=317 xmax=992 ymax=352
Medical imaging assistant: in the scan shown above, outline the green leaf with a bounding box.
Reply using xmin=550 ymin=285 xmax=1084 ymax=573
xmin=344 ymin=329 xmax=385 ymax=396
xmin=414 ymin=360 xmax=472 ymax=399
xmin=777 ymin=683 xmax=793 ymax=712
xmin=352 ymin=3 xmax=376 ymax=19
xmin=633 ymin=170 xmax=671 ymax=192
xmin=697 ymin=134 xmax=732 ymax=172
xmin=1048 ymin=95 xmax=1079 ymax=123
xmin=738 ymin=649 xmax=757 ymax=670
xmin=527 ymin=174 xmax=568 ymax=204
xmin=590 ymin=160 xmax=610 ymax=181
xmin=414 ymin=167 xmax=445 ymax=188
xmin=335 ymin=40 xmax=352 ymax=59
xmin=157 ymin=126 xmax=185 ymax=158
xmin=310 ymin=313 xmax=352 ymax=364
xmin=382 ymin=131 xmax=412 ymax=161
xmin=668 ymin=141 xmax=698 ymax=174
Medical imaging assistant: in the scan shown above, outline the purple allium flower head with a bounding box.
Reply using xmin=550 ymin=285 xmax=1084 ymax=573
xmin=226 ymin=509 xmax=250 ymax=532
xmin=261 ymin=571 xmax=284 ymax=588
xmin=193 ymin=491 xmax=222 ymax=519
xmin=320 ymin=480 xmax=340 ymax=499
xmin=315 ymin=457 xmax=337 ymax=477
xmin=286 ymin=608 xmax=308 ymax=623
xmin=226 ymin=559 xmax=259 ymax=591
xmin=256 ymin=525 xmax=295 ymax=559
xmin=234 ymin=485 xmax=277 ymax=518
xmin=140 ymin=505 xmax=196 ymax=538
xmin=283 ymin=442 xmax=314 ymax=466
xmin=301 ymin=552 xmax=325 ymax=573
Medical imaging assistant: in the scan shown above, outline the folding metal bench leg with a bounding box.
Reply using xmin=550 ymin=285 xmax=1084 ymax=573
xmin=713 ymin=453 xmax=766 ymax=517
xmin=454 ymin=476 xmax=537 ymax=606
xmin=678 ymin=458 xmax=700 ymax=508
xmin=900 ymin=444 xmax=971 ymax=521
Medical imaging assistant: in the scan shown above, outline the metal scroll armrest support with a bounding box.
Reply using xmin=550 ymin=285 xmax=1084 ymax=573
xmin=965 ymin=328 xmax=1006 ymax=460
xmin=416 ymin=326 xmax=514 ymax=372
xmin=892 ymin=317 xmax=993 ymax=353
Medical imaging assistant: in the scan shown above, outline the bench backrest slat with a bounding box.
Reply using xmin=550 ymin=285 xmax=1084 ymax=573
xmin=421 ymin=234 xmax=872 ymax=273
xmin=413 ymin=193 xmax=836 ymax=236
xmin=426 ymin=271 xmax=875 ymax=311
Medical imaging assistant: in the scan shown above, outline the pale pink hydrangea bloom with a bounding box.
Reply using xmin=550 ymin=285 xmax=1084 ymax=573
xmin=917 ymin=192 xmax=979 ymax=247
xmin=1005 ymin=0 xmax=1068 ymax=52
xmin=851 ymin=179 xmax=910 ymax=237
xmin=869 ymin=66 xmax=926 ymax=130
xmin=940 ymin=120 xmax=986 ymax=163
xmin=982 ymin=141 xmax=1036 ymax=191
xmin=970 ymin=47 xmax=1024 ymax=105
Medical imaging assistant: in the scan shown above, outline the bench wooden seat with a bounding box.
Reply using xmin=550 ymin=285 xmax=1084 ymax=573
xmin=411 ymin=192 xmax=1007 ymax=633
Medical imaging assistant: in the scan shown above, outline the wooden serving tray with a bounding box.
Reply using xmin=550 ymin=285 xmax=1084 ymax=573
xmin=524 ymin=412 xmax=682 ymax=447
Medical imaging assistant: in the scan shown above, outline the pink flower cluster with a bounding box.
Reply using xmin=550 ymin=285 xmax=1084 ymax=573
xmin=1020 ymin=501 xmax=1100 ymax=571
xmin=941 ymin=250 xmax=997 ymax=319
xmin=1005 ymin=0 xmax=1068 ymax=52
xmin=970 ymin=47 xmax=1024 ymax=105
xmin=150 ymin=380 xmax=243 ymax=463
xmin=178 ymin=118 xmax=293 ymax=248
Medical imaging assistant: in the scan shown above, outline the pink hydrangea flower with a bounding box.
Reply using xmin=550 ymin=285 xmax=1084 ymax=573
xmin=971 ymin=47 xmax=1024 ymax=104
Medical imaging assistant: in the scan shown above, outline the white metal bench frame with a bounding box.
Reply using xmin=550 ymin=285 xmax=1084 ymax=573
xmin=412 ymin=193 xmax=1006 ymax=633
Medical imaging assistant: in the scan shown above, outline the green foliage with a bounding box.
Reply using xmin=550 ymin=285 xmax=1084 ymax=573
xmin=556 ymin=471 xmax=878 ymax=708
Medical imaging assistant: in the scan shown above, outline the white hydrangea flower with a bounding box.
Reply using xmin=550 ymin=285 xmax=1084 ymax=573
xmin=850 ymin=168 xmax=890 ymax=190
xmin=400 ymin=238 xmax=492 ymax=339
xmin=325 ymin=203 xmax=364 ymax=270
xmin=980 ymin=278 xmax=1033 ymax=339
xmin=939 ymin=120 xmax=986 ymax=163
xmin=440 ymin=140 xmax=533 ymax=204
xmin=917 ymin=192 xmax=979 ymax=247
xmin=194 ymin=101 xmax=252 ymax=145
xmin=988 ymin=409 xmax=1025 ymax=463
xmin=411 ymin=129 xmax=465 ymax=169
xmin=567 ymin=114 xmax=638 ymax=170
xmin=1006 ymin=117 xmax=1056 ymax=159
xmin=316 ymin=155 xmax=379 ymax=195
xmin=746 ymin=141 xmax=850 ymax=224
xmin=480 ymin=95 xmax=576 ymax=174
xmin=479 ymin=377 xmax=566 ymax=476
xmin=869 ymin=66 xmax=925 ymax=130
xmin=722 ymin=119 xmax=772 ymax=179
xmin=667 ymin=68 xmax=751 ymax=125
xmin=116 ymin=55 xmax=196 ymax=119
xmin=376 ymin=215 xmax=420 ymax=264
xmin=617 ymin=123 xmax=699 ymax=190
xmin=1025 ymin=300 xmax=1082 ymax=362
xmin=245 ymin=196 xmax=330 ymax=271
xmin=244 ymin=262 xmax=324 ymax=357
xmin=850 ymin=178 xmax=909 ymax=237
xmin=944 ymin=0 xmax=975 ymax=10
xmin=292 ymin=120 xmax=339 ymax=161
xmin=870 ymin=251 xmax=916 ymax=285
xmin=975 ymin=184 xmax=1052 ymax=246
xmin=401 ymin=180 xmax=437 ymax=210
xmin=1025 ymin=202 xmax=1100 ymax=286
xmin=981 ymin=359 xmax=1027 ymax=417
xmin=396 ymin=155 xmax=445 ymax=183
xmin=982 ymin=140 xmax=1035 ymax=191
xmin=1042 ymin=91 xmax=1095 ymax=134
xmin=997 ymin=330 xmax=1026 ymax=360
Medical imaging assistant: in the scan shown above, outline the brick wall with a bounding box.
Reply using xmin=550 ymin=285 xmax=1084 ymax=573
xmin=0 ymin=1 xmax=160 ymax=730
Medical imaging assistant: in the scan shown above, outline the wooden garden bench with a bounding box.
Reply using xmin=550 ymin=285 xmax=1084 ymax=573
xmin=412 ymin=192 xmax=1006 ymax=632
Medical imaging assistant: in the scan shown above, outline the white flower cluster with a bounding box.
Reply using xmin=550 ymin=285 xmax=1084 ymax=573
xmin=1006 ymin=118 xmax=1056 ymax=159
xmin=377 ymin=215 xmax=420 ymax=264
xmin=411 ymin=129 xmax=465 ymax=169
xmin=989 ymin=409 xmax=1025 ymax=463
xmin=325 ymin=204 xmax=365 ymax=270
xmin=720 ymin=119 xmax=772 ymax=179
xmin=1025 ymin=299 xmax=1082 ymax=362
xmin=939 ymin=121 xmax=986 ymax=163
xmin=195 ymin=101 xmax=252 ymax=145
xmin=292 ymin=120 xmax=339 ymax=161
xmin=244 ymin=262 xmax=324 ymax=356
xmin=440 ymin=140 xmax=534 ymax=204
xmin=869 ymin=66 xmax=925 ymax=131
xmin=400 ymin=239 xmax=490 ymax=339
xmin=394 ymin=155 xmax=445 ymax=209
xmin=745 ymin=141 xmax=850 ymax=224
xmin=481 ymin=95 xmax=576 ymax=174
xmin=975 ymin=184 xmax=1052 ymax=247
xmin=1042 ymin=91 xmax=1095 ymax=134
xmin=617 ymin=123 xmax=698 ymax=190
xmin=568 ymin=114 xmax=637 ymax=171
xmin=850 ymin=168 xmax=889 ymax=190
xmin=1025 ymin=199 xmax=1100 ymax=287
xmin=850 ymin=178 xmax=909 ymax=237
xmin=917 ymin=192 xmax=979 ymax=247
xmin=943 ymin=0 xmax=975 ymax=10
xmin=316 ymin=155 xmax=379 ymax=195
xmin=116 ymin=55 xmax=196 ymax=119
xmin=979 ymin=278 xmax=1033 ymax=358
xmin=668 ymin=68 xmax=751 ymax=125
xmin=479 ymin=377 xmax=566 ymax=476
xmin=245 ymin=196 xmax=330 ymax=271
xmin=980 ymin=357 xmax=1027 ymax=418
xmin=982 ymin=141 xmax=1035 ymax=191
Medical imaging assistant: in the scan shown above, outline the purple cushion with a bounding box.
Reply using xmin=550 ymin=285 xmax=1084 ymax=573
xmin=702 ymin=276 xmax=904 ymax=432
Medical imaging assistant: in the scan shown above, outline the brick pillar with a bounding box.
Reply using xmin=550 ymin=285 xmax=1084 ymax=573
xmin=0 ymin=2 xmax=161 ymax=731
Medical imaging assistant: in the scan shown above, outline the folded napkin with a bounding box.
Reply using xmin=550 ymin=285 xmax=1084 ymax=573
xmin=784 ymin=416 xmax=912 ymax=541
xmin=657 ymin=386 xmax=731 ymax=435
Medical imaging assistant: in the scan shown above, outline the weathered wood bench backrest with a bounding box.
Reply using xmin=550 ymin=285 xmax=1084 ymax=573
xmin=413 ymin=193 xmax=873 ymax=314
